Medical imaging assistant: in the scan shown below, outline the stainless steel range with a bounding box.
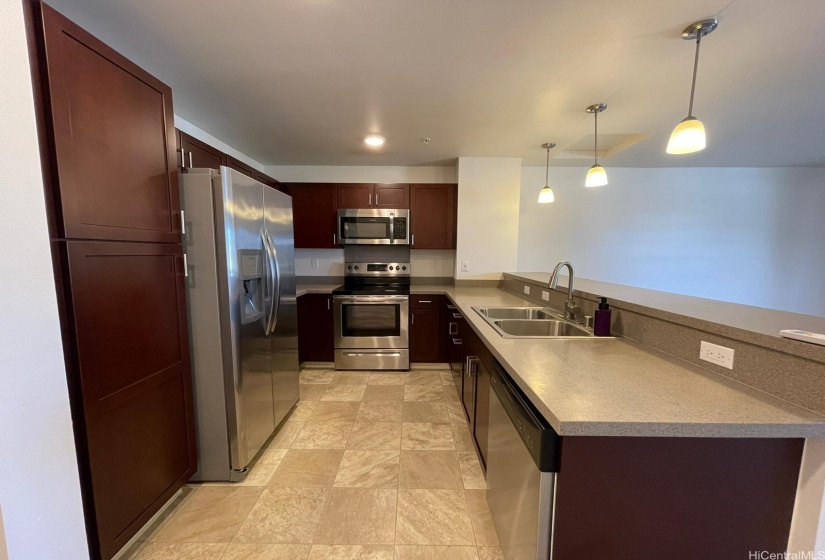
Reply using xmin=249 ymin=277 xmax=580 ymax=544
xmin=333 ymin=262 xmax=410 ymax=370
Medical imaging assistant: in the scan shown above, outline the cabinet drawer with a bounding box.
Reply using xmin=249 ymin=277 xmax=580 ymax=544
xmin=411 ymin=294 xmax=443 ymax=309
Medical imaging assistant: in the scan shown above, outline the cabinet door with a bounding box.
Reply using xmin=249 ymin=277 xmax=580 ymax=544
xmin=337 ymin=183 xmax=374 ymax=209
xmin=474 ymin=357 xmax=491 ymax=467
xmin=410 ymin=184 xmax=457 ymax=249
xmin=179 ymin=130 xmax=226 ymax=170
xmin=462 ymin=355 xmax=477 ymax=430
xmin=289 ymin=184 xmax=339 ymax=248
xmin=374 ymin=183 xmax=410 ymax=208
xmin=65 ymin=241 xmax=195 ymax=559
xmin=227 ymin=156 xmax=256 ymax=178
xmin=40 ymin=4 xmax=180 ymax=243
xmin=297 ymin=294 xmax=335 ymax=363
xmin=410 ymin=307 xmax=442 ymax=362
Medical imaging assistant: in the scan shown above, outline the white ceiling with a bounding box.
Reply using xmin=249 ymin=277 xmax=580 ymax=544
xmin=47 ymin=0 xmax=825 ymax=167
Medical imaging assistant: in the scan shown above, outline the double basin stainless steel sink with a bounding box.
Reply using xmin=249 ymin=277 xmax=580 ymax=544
xmin=473 ymin=306 xmax=600 ymax=338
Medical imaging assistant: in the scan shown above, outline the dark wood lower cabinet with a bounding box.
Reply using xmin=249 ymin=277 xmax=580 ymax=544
xmin=64 ymin=241 xmax=195 ymax=559
xmin=551 ymin=437 xmax=803 ymax=559
xmin=297 ymin=293 xmax=335 ymax=363
xmin=410 ymin=306 xmax=442 ymax=363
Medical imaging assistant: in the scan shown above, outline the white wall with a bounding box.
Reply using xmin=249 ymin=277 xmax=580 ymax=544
xmin=456 ymin=158 xmax=522 ymax=281
xmin=265 ymin=165 xmax=456 ymax=184
xmin=0 ymin=3 xmax=89 ymax=558
xmin=518 ymin=166 xmax=825 ymax=316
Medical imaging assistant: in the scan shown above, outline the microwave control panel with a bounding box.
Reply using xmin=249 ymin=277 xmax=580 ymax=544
xmin=393 ymin=218 xmax=407 ymax=239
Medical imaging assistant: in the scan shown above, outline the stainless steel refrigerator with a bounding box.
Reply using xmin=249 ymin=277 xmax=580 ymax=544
xmin=180 ymin=167 xmax=299 ymax=482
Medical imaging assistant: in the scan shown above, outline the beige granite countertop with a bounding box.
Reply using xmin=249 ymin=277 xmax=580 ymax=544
xmin=412 ymin=285 xmax=825 ymax=438
xmin=296 ymin=282 xmax=825 ymax=437
xmin=296 ymin=284 xmax=335 ymax=297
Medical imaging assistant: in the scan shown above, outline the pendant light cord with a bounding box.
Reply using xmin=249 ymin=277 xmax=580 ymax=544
xmin=593 ymin=110 xmax=598 ymax=165
xmin=688 ymin=33 xmax=702 ymax=117
xmin=545 ymin=145 xmax=550 ymax=186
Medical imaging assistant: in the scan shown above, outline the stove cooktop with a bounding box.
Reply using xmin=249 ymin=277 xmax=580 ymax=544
xmin=332 ymin=282 xmax=410 ymax=296
xmin=334 ymin=261 xmax=411 ymax=296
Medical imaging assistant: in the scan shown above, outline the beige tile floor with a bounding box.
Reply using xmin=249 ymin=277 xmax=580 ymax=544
xmin=130 ymin=369 xmax=502 ymax=560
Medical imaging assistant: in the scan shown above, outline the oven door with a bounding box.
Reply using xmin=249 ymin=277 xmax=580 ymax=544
xmin=333 ymin=295 xmax=409 ymax=349
xmin=337 ymin=209 xmax=410 ymax=245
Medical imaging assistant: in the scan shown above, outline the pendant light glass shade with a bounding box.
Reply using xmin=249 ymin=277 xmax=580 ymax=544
xmin=668 ymin=19 xmax=717 ymax=155
xmin=537 ymin=142 xmax=556 ymax=204
xmin=538 ymin=186 xmax=555 ymax=203
xmin=666 ymin=116 xmax=706 ymax=154
xmin=585 ymin=164 xmax=608 ymax=187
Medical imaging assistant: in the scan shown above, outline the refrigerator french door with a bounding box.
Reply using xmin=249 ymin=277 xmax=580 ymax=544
xmin=181 ymin=167 xmax=299 ymax=482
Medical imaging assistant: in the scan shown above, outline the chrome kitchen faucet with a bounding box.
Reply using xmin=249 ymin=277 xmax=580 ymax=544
xmin=548 ymin=261 xmax=582 ymax=322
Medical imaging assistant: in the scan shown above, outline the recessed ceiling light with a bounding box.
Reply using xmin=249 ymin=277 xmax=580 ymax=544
xmin=364 ymin=135 xmax=385 ymax=147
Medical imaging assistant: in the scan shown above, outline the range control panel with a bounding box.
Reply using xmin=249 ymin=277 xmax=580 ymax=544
xmin=344 ymin=262 xmax=411 ymax=276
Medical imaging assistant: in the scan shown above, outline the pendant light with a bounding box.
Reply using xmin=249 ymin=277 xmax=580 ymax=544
xmin=585 ymin=103 xmax=607 ymax=187
xmin=537 ymin=142 xmax=556 ymax=203
xmin=667 ymin=19 xmax=718 ymax=155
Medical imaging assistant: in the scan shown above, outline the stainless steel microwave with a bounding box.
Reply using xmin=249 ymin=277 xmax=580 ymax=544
xmin=337 ymin=209 xmax=410 ymax=245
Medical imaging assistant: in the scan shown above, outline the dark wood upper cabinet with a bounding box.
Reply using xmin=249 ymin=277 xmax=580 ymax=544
xmin=289 ymin=183 xmax=339 ymax=248
xmin=227 ymin=155 xmax=256 ymax=178
xmin=37 ymin=4 xmax=180 ymax=243
xmin=336 ymin=183 xmax=410 ymax=209
xmin=410 ymin=184 xmax=457 ymax=249
xmin=374 ymin=183 xmax=409 ymax=208
xmin=337 ymin=183 xmax=374 ymax=209
xmin=179 ymin=130 xmax=226 ymax=171
xmin=297 ymin=294 xmax=335 ymax=363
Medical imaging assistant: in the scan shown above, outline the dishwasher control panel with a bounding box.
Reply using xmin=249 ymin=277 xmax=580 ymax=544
xmin=491 ymin=360 xmax=561 ymax=472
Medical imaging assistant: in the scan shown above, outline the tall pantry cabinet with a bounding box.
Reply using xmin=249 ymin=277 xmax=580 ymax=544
xmin=26 ymin=3 xmax=196 ymax=559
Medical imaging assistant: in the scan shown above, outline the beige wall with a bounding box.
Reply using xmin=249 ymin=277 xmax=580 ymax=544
xmin=455 ymin=157 xmax=521 ymax=280
xmin=0 ymin=2 xmax=88 ymax=558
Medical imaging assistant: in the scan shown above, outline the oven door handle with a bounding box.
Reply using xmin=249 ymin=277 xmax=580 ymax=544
xmin=389 ymin=212 xmax=394 ymax=245
xmin=333 ymin=296 xmax=409 ymax=303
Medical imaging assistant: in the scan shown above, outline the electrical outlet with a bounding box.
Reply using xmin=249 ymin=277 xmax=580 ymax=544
xmin=310 ymin=259 xmax=319 ymax=269
xmin=541 ymin=290 xmax=550 ymax=301
xmin=461 ymin=261 xmax=469 ymax=272
xmin=523 ymin=286 xmax=531 ymax=295
xmin=430 ymin=259 xmax=438 ymax=270
xmin=700 ymin=341 xmax=734 ymax=369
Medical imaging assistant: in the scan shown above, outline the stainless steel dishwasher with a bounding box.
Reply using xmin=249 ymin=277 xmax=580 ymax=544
xmin=487 ymin=359 xmax=561 ymax=560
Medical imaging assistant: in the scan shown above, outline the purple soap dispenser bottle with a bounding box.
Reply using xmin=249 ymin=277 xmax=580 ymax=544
xmin=594 ymin=297 xmax=612 ymax=336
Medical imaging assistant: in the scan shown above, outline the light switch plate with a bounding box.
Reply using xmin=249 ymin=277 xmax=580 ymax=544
xmin=541 ymin=290 xmax=550 ymax=301
xmin=430 ymin=259 xmax=438 ymax=270
xmin=523 ymin=286 xmax=531 ymax=295
xmin=700 ymin=341 xmax=734 ymax=369
xmin=461 ymin=261 xmax=469 ymax=272
xmin=310 ymin=259 xmax=319 ymax=269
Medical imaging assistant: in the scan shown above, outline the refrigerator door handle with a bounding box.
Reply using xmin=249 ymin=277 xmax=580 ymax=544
xmin=265 ymin=230 xmax=281 ymax=333
xmin=260 ymin=229 xmax=275 ymax=335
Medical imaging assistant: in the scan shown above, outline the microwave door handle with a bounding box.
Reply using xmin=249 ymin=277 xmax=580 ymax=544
xmin=389 ymin=213 xmax=394 ymax=245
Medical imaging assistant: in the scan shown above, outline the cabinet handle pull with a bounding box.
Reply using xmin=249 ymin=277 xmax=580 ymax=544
xmin=376 ymin=194 xmax=379 ymax=205
xmin=369 ymin=193 xmax=372 ymax=206
xmin=411 ymin=233 xmax=415 ymax=246
xmin=333 ymin=233 xmax=336 ymax=246
xmin=180 ymin=148 xmax=186 ymax=168
xmin=449 ymin=322 xmax=458 ymax=335
xmin=452 ymin=338 xmax=462 ymax=345
xmin=411 ymin=313 xmax=415 ymax=325
xmin=452 ymin=313 xmax=461 ymax=318
xmin=188 ymin=151 xmax=193 ymax=168
xmin=180 ymin=210 xmax=186 ymax=235
xmin=418 ymin=300 xmax=432 ymax=303
xmin=327 ymin=298 xmax=331 ymax=310
xmin=182 ymin=253 xmax=189 ymax=277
